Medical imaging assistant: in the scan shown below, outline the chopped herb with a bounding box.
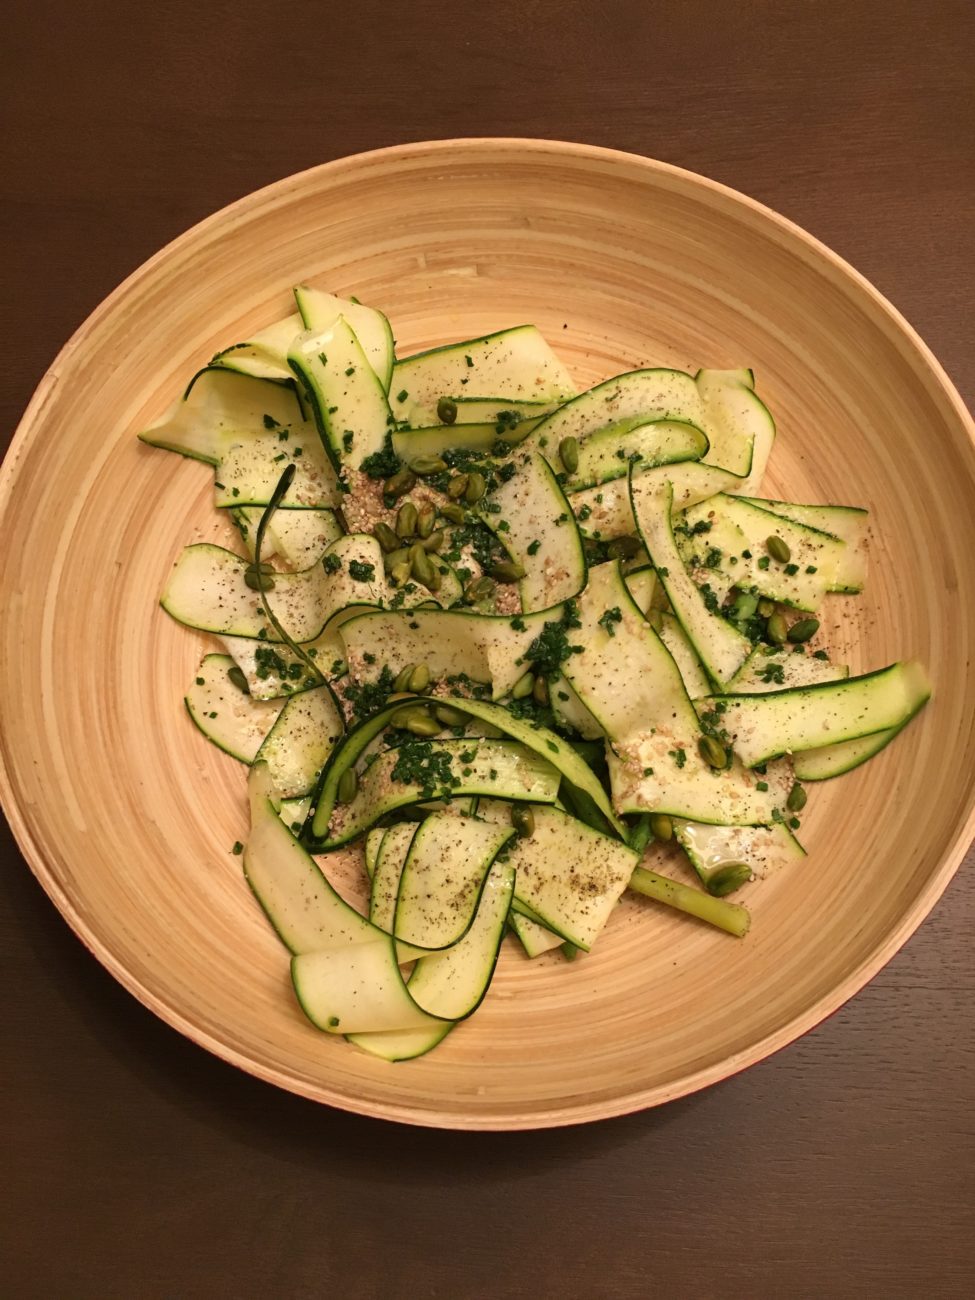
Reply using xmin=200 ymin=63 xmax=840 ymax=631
xmin=813 ymin=649 xmax=830 ymax=661
xmin=464 ymin=354 xmax=474 ymax=367
xmin=272 ymin=453 xmax=286 ymax=463
xmin=363 ymin=652 xmax=376 ymax=665
xmin=758 ymin=662 xmax=786 ymax=684
xmin=293 ymin=447 xmax=302 ymax=457
xmin=784 ymin=563 xmax=799 ymax=576
xmin=396 ymin=389 xmax=409 ymax=403
xmin=232 ymin=842 xmax=243 ymax=855
xmin=318 ymin=352 xmax=328 ymax=366
xmin=526 ymin=540 xmax=541 ymax=556
xmin=263 ymin=414 xmax=280 ymax=430
xmin=790 ymin=816 xmax=801 ymax=829
xmin=360 ymin=435 xmax=399 ymax=480
xmin=348 ymin=559 xmax=375 ymax=581
xmin=344 ymin=366 xmax=355 ymax=376
xmin=195 ymin=676 xmax=205 ymax=686
xmin=656 ymin=566 xmax=669 ymax=578
xmin=577 ymin=505 xmax=592 ymax=522
xmin=545 ymin=740 xmax=559 ymax=753
xmin=643 ymin=766 xmax=654 ymax=777
xmin=510 ymin=616 xmax=527 ymax=632
xmin=389 ymin=739 xmax=458 ymax=799
xmin=342 ymin=665 xmax=396 ymax=723
xmin=324 ymin=553 xmax=343 ymax=574
xmin=214 ymin=480 xmax=225 ymax=490
xmin=669 ymin=748 xmax=687 ymax=769
xmin=756 ymin=780 xmax=769 ymax=792
xmin=757 ymin=555 xmax=770 ymax=570
xmin=598 ymin=606 xmax=623 ymax=637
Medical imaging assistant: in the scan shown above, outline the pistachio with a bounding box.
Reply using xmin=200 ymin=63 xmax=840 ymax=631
xmin=490 ymin=560 xmax=526 ymax=583
xmin=447 ymin=473 xmax=470 ymax=499
xmin=383 ymin=467 xmax=416 ymax=499
xmin=510 ymin=805 xmax=535 ymax=838
xmin=395 ymin=501 xmax=418 ymax=538
xmin=439 ymin=502 xmax=467 ymax=525
xmin=416 ymin=503 xmax=436 ymax=539
xmin=699 ymin=735 xmax=730 ymax=770
xmin=559 ymin=436 xmax=580 ymax=474
xmin=766 ymin=535 xmax=791 ymax=564
xmin=787 ymin=617 xmax=820 ymax=644
xmin=464 ymin=576 xmax=496 ymax=604
xmin=436 ymin=396 xmax=458 ymax=425
xmin=434 ymin=703 xmax=469 ymax=728
xmin=786 ymin=782 xmax=807 ymax=812
xmin=373 ymin=521 xmax=400 ymax=553
xmin=706 ymin=863 xmax=753 ymax=897
xmin=243 ymin=563 xmax=275 ymax=592
xmin=421 ymin=529 xmax=445 ymax=553
xmin=532 ymin=674 xmax=550 ymax=706
xmin=408 ymin=663 xmax=431 ymax=694
xmin=227 ymin=664 xmax=250 ymax=694
xmin=649 ymin=813 xmax=673 ymax=842
xmin=394 ymin=664 xmax=416 ymax=693
xmin=464 ymin=471 xmax=487 ymax=504
xmin=336 ymin=767 xmax=358 ymax=805
xmin=757 ymin=598 xmax=776 ymax=618
xmin=403 ymin=709 xmax=442 ymax=738
xmin=389 ymin=561 xmax=411 ymax=587
xmin=410 ymin=455 xmax=448 ymax=476
xmin=766 ymin=612 xmax=788 ymax=645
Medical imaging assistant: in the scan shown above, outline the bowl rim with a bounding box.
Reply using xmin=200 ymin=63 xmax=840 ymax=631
xmin=2 ymin=136 xmax=974 ymax=1130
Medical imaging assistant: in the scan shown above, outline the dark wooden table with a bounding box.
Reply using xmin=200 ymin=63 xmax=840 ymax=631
xmin=2 ymin=3 xmax=973 ymax=1295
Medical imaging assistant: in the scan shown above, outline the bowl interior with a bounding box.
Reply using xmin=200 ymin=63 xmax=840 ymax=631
xmin=2 ymin=140 xmax=974 ymax=1128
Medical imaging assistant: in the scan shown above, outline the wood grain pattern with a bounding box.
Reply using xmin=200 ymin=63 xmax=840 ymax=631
xmin=2 ymin=137 xmax=973 ymax=1130
xmin=2 ymin=2 xmax=973 ymax=1294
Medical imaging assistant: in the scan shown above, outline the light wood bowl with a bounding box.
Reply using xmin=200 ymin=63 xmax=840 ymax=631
xmin=2 ymin=140 xmax=973 ymax=1130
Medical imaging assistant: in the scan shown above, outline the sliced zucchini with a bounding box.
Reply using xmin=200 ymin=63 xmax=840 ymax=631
xmin=549 ymin=672 xmax=604 ymax=740
xmin=184 ymin=654 xmax=284 ymax=762
xmin=703 ymin=660 xmax=931 ymax=767
xmin=322 ymin=738 xmax=561 ymax=847
xmin=369 ymin=822 xmax=420 ymax=930
xmin=572 ymin=461 xmax=741 ymax=537
xmin=232 ymin=506 xmax=342 ymax=570
xmin=508 ymin=910 xmax=565 ymax=958
xmin=392 ymin=416 xmax=542 ymax=461
xmin=630 ymin=474 xmax=752 ymax=687
xmin=138 ymin=366 xmax=302 ymax=465
xmin=390 ymin=326 xmax=575 ymax=422
xmin=364 ymin=826 xmax=388 ymax=881
xmin=696 ymin=368 xmax=770 ymax=486
xmin=218 ymin=627 xmax=345 ymax=700
xmin=657 ymin=612 xmax=711 ymax=699
xmin=559 ymin=561 xmax=777 ymax=825
xmin=288 ymin=317 xmax=393 ymax=473
xmin=562 ymin=418 xmax=708 ymax=491
xmin=161 ymin=537 xmax=387 ymax=643
xmin=339 ymin=605 xmax=558 ymax=700
xmin=681 ymin=494 xmax=847 ymax=611
xmin=792 ymin=692 xmax=927 ymax=781
xmin=521 ymin=369 xmax=703 ymax=465
xmin=623 ymin=565 xmax=657 ymax=614
xmin=404 ymin=394 xmax=557 ymax=428
xmin=674 ymin=819 xmax=805 ymax=889
xmin=407 ymin=859 xmax=515 ymax=1018
xmin=216 ymin=428 xmax=339 ymax=509
xmin=499 ymin=805 xmax=637 ymax=950
xmin=309 ymin=696 xmax=623 ymax=843
xmin=243 ymin=763 xmax=379 ymax=954
xmin=486 ymin=452 xmax=586 ymax=610
xmin=345 ymin=1022 xmax=453 ymax=1061
xmin=211 ymin=313 xmax=303 ymax=382
xmin=729 ymin=646 xmax=849 ymax=693
xmin=294 ymin=284 xmax=394 ymax=391
xmin=740 ymin=498 xmax=868 ymax=592
xmin=292 ymin=940 xmax=441 ymax=1034
xmin=255 ymin=683 xmax=344 ymax=798
xmin=393 ymin=814 xmax=514 ymax=949
xmin=278 ymin=796 xmax=312 ymax=834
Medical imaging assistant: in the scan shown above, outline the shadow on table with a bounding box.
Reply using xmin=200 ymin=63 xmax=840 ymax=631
xmin=5 ymin=817 xmax=709 ymax=1180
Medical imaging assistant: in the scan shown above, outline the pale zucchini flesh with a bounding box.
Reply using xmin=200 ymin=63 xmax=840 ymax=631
xmin=185 ymin=654 xmax=284 ymax=762
xmin=390 ymin=326 xmax=575 ymax=422
xmin=255 ymin=682 xmax=344 ymax=798
xmin=293 ymin=284 xmax=394 ymax=391
xmin=572 ymin=461 xmax=741 ymax=539
xmin=674 ymin=819 xmax=805 ymax=887
xmin=630 ymin=474 xmax=752 ymax=688
xmin=703 ymin=660 xmax=931 ymax=767
xmin=508 ymin=911 xmax=566 ymax=958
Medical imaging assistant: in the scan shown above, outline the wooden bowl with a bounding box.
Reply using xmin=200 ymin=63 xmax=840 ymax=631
xmin=2 ymin=139 xmax=973 ymax=1130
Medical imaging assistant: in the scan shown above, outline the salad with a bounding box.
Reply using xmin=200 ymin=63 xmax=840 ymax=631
xmin=141 ymin=285 xmax=930 ymax=1061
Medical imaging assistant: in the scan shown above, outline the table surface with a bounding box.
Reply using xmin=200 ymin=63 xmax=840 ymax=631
xmin=2 ymin=2 xmax=973 ymax=1296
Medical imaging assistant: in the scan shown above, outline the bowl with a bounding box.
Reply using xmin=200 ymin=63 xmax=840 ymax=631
xmin=1 ymin=139 xmax=973 ymax=1129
